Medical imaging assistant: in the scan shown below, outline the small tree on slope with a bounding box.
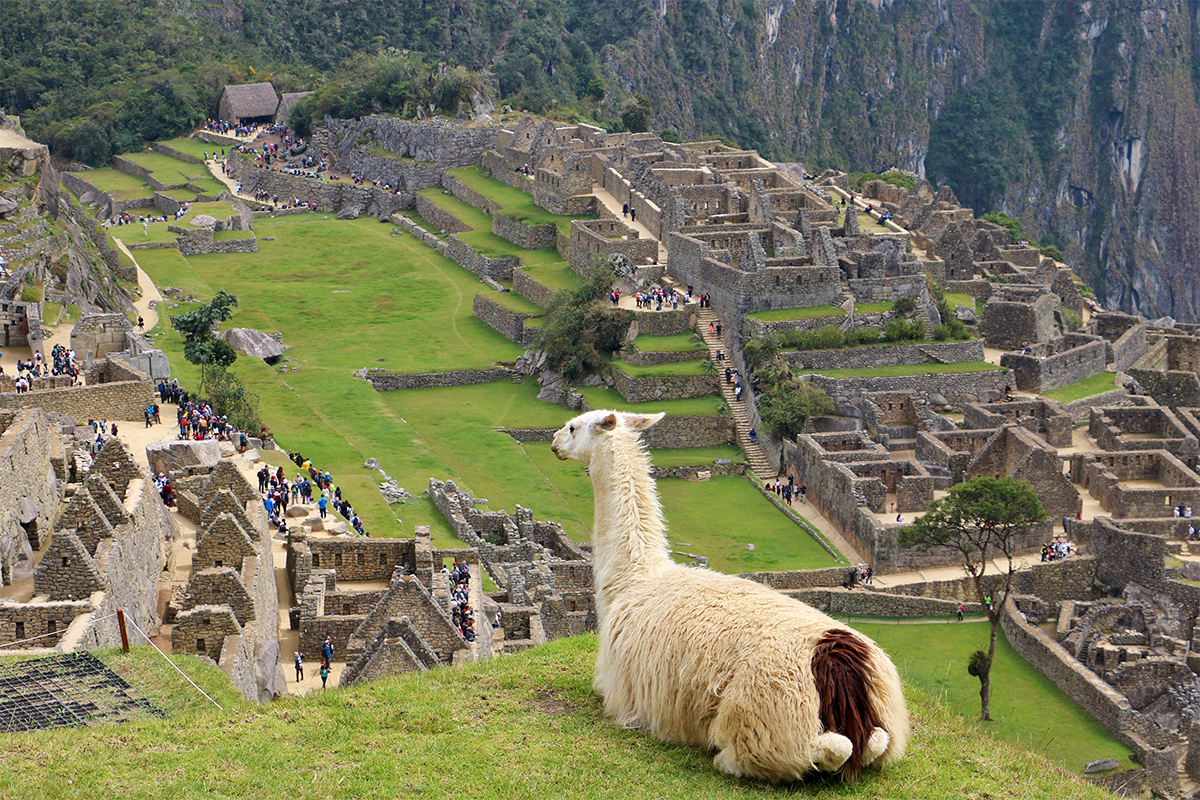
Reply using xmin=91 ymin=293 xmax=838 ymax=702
xmin=897 ymin=476 xmax=1046 ymax=721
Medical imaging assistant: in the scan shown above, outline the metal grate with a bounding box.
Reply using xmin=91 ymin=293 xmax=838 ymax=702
xmin=0 ymin=651 xmax=165 ymax=733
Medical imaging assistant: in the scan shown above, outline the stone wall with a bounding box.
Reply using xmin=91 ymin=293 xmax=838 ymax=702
xmin=802 ymin=369 xmax=1009 ymax=411
xmin=0 ymin=600 xmax=91 ymax=649
xmin=780 ymin=340 xmax=983 ymax=371
xmin=307 ymin=539 xmax=409 ymax=582
xmin=364 ymin=368 xmax=516 ymax=391
xmin=1000 ymin=338 xmax=1109 ymax=393
xmin=979 ymin=292 xmax=1058 ymax=350
xmin=444 ymin=234 xmax=519 ymax=281
xmin=511 ymin=269 xmax=555 ymax=308
xmin=0 ymin=375 xmax=154 ymax=421
xmin=626 ymin=308 xmax=695 ymax=337
xmin=0 ymin=410 xmax=62 ymax=586
xmin=621 ymin=342 xmax=709 ymax=367
xmin=742 ymin=310 xmax=895 ymax=338
xmin=1111 ymin=324 xmax=1148 ymax=373
xmin=175 ymin=228 xmax=258 ymax=257
xmin=226 ymin=153 xmax=413 ymax=217
xmin=472 ymin=294 xmax=538 ymax=344
xmin=568 ymin=219 xmax=658 ymax=274
xmin=609 ymin=367 xmax=716 ymax=403
xmin=491 ymin=212 xmax=557 ymax=250
xmin=412 ymin=192 xmax=469 ymax=233
xmin=327 ymin=116 xmax=501 ymax=168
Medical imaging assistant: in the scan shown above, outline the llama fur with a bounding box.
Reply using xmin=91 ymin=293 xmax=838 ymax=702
xmin=551 ymin=410 xmax=909 ymax=782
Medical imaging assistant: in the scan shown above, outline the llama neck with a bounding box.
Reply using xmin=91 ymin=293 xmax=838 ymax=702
xmin=589 ymin=432 xmax=672 ymax=597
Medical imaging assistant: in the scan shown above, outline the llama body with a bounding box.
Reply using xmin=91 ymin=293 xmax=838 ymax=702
xmin=552 ymin=410 xmax=908 ymax=782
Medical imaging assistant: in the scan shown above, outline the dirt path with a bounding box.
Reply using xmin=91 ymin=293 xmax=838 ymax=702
xmin=591 ymin=182 xmax=668 ymax=261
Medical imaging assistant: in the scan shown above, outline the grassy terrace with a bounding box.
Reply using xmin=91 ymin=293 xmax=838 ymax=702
xmin=576 ymin=386 xmax=722 ymax=416
xmin=487 ymin=290 xmax=544 ymax=314
xmin=649 ymin=445 xmax=744 ymax=467
xmin=448 ymin=165 xmax=593 ymax=236
xmin=855 ymin=620 xmax=1127 ymax=774
xmin=517 ymin=260 xmax=581 ymax=293
xmin=110 ymin=201 xmax=241 ymax=245
xmin=157 ymin=137 xmax=218 ymax=161
xmin=121 ymin=151 xmax=211 ymax=186
xmin=417 ymin=188 xmax=562 ymax=266
xmin=76 ymin=167 xmax=153 ymax=200
xmin=795 ymin=361 xmax=1007 ymax=378
xmin=610 ymin=358 xmax=709 ymax=377
xmin=747 ymin=301 xmax=893 ymax=322
xmin=1042 ymin=372 xmax=1118 ymax=403
xmin=629 ymin=331 xmax=707 ymax=353
xmin=0 ymin=638 xmax=1112 ymax=800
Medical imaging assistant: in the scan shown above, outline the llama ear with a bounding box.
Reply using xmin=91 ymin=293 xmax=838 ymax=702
xmin=621 ymin=412 xmax=665 ymax=430
xmin=593 ymin=413 xmax=619 ymax=432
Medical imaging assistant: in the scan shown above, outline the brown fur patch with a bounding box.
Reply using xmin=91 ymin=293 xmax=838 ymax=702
xmin=812 ymin=629 xmax=877 ymax=781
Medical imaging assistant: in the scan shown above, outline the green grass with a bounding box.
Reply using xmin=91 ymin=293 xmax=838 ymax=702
xmin=111 ymin=201 xmax=241 ymax=244
xmin=396 ymin=212 xmax=442 ymax=235
xmin=851 ymin=620 xmax=1130 ymax=775
xmin=630 ymin=331 xmax=707 ymax=353
xmin=157 ymin=138 xmax=219 ymax=161
xmin=944 ymin=292 xmax=977 ymax=313
xmin=1042 ymin=372 xmax=1118 ymax=403
xmin=449 ymin=165 xmax=593 ymax=235
xmin=121 ymin=150 xmax=212 ymax=187
xmin=610 ymin=358 xmax=710 ymax=377
xmin=517 ymin=261 xmax=581 ymax=293
xmin=418 ymin=188 xmax=563 ymax=266
xmin=213 ymin=228 xmax=255 ymax=241
xmin=576 ymin=386 xmax=723 ymax=415
xmin=657 ymin=476 xmax=841 ymax=571
xmin=0 ymin=636 xmax=1111 ymax=800
xmin=487 ymin=291 xmax=544 ymax=314
xmin=649 ymin=445 xmax=745 ymax=467
xmin=75 ymin=167 xmax=153 ymax=200
xmin=747 ymin=305 xmax=843 ymax=322
xmin=795 ymin=361 xmax=1007 ymax=378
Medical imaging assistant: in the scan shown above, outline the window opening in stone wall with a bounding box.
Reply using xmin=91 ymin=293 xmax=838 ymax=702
xmin=379 ymin=554 xmax=387 ymax=566
xmin=15 ymin=622 xmax=25 ymax=640
xmin=312 ymin=554 xmax=320 ymax=567
xmin=334 ymin=553 xmax=343 ymax=567
xmin=62 ymin=557 xmax=69 ymax=568
xmin=215 ymin=560 xmax=223 ymax=567
xmin=196 ymin=638 xmax=206 ymax=653
xmin=358 ymin=553 xmax=365 ymax=566
xmin=46 ymin=620 xmax=55 ymax=634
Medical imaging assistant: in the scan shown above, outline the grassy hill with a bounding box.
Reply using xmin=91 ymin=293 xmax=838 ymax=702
xmin=0 ymin=636 xmax=1112 ymax=800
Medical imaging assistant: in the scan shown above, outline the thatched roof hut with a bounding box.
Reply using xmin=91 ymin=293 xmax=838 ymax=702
xmin=217 ymin=83 xmax=279 ymax=124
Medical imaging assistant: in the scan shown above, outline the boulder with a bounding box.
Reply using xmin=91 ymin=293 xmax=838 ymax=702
xmin=364 ymin=458 xmax=382 ymax=471
xmin=146 ymin=440 xmax=222 ymax=475
xmin=1084 ymin=758 xmax=1120 ymax=774
xmin=325 ymin=521 xmax=349 ymax=535
xmin=222 ymin=328 xmax=285 ymax=361
xmin=219 ymin=441 xmax=237 ymax=457
xmin=285 ymin=504 xmax=309 ymax=518
xmin=305 ymin=515 xmax=323 ymax=531
xmin=336 ymin=205 xmax=362 ymax=220
xmin=955 ymin=304 xmax=979 ymax=324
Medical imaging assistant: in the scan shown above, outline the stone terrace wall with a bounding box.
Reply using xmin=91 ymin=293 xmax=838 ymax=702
xmin=492 ymin=212 xmax=556 ymax=250
xmin=227 ymin=154 xmax=413 ymax=217
xmin=149 ymin=142 xmax=203 ymax=164
xmin=511 ymin=269 xmax=555 ymax=308
xmin=441 ymin=171 xmax=500 ymax=213
xmin=628 ymin=308 xmax=695 ymax=337
xmin=610 ymin=368 xmax=716 ymax=403
xmin=803 ymin=369 xmax=1009 ymax=410
xmin=364 ymin=368 xmax=516 ymax=391
xmin=413 ymin=193 xmax=470 ymax=234
xmin=621 ymin=342 xmax=708 ymax=367
xmin=504 ymin=414 xmax=732 ymax=449
xmin=444 ymin=235 xmax=519 ymax=281
xmin=1000 ymin=339 xmax=1109 ymax=393
xmin=333 ymin=151 xmax=443 ymax=192
xmin=0 ymin=377 xmax=154 ymax=421
xmin=473 ymin=294 xmax=537 ymax=343
xmin=327 ymin=116 xmax=501 ymax=167
xmin=0 ymin=410 xmax=62 ymax=582
xmin=780 ymin=340 xmax=983 ymax=371
xmin=742 ymin=310 xmax=895 ymax=338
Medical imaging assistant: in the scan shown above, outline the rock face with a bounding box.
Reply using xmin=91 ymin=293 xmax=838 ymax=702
xmin=145 ymin=440 xmax=223 ymax=476
xmin=222 ymin=328 xmax=285 ymax=361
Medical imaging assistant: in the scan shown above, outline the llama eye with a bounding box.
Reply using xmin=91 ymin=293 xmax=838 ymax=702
xmin=569 ymin=426 xmax=575 ymax=434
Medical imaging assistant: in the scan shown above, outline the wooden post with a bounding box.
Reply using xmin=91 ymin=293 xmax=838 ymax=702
xmin=117 ymin=608 xmax=130 ymax=653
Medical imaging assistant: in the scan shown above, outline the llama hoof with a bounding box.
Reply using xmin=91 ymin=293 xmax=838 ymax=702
xmin=862 ymin=727 xmax=890 ymax=766
xmin=713 ymin=747 xmax=747 ymax=778
xmin=812 ymin=732 xmax=853 ymax=773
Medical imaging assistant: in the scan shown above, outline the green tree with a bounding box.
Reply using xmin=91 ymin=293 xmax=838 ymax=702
xmin=898 ymin=477 xmax=1046 ymax=721
xmin=620 ymin=94 xmax=651 ymax=133
xmin=535 ymin=259 xmax=630 ymax=383
xmin=756 ymin=380 xmax=833 ymax=441
xmin=170 ymin=290 xmax=239 ymax=388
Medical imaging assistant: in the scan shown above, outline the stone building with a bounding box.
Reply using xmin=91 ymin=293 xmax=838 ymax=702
xmin=217 ymin=83 xmax=279 ymax=125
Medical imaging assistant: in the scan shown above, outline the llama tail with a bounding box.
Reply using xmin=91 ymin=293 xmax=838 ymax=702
xmin=811 ymin=629 xmax=876 ymax=782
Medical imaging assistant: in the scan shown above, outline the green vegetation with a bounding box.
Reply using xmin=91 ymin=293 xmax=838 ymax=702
xmin=757 ymin=381 xmax=834 ymax=440
xmin=659 ymin=477 xmax=840 ymax=572
xmin=517 ymin=261 xmax=582 ymax=293
xmin=854 ymin=621 xmax=1129 ymax=774
xmin=1042 ymin=372 xmax=1118 ymax=403
xmin=630 ymin=332 xmax=706 ymax=354
xmin=535 ymin=261 xmax=630 ymax=382
xmin=574 ymin=387 xmax=722 ymax=416
xmin=795 ymin=362 xmax=1006 ymax=378
xmin=448 ymin=166 xmax=593 ymax=236
xmin=648 ymin=446 xmax=744 ymax=468
xmin=847 ymin=168 xmax=917 ymax=192
xmin=747 ymin=302 xmax=893 ymax=323
xmin=0 ymin=637 xmax=1112 ymax=800
xmin=883 ymin=318 xmax=926 ymax=343
xmin=77 ymin=168 xmax=154 ymax=200
xmin=899 ymin=476 xmax=1047 ymax=721
xmin=417 ymin=188 xmax=562 ymax=266
xmin=610 ymin=358 xmax=708 ymax=378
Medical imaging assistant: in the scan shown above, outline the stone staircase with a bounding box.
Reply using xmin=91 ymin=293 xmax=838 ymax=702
xmin=696 ymin=306 xmax=776 ymax=481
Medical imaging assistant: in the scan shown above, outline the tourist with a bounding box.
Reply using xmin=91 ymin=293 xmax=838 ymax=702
xmin=748 ymin=427 xmax=757 ymax=444
xmin=956 ymin=603 xmax=964 ymax=622
xmin=320 ymin=662 xmax=329 ymax=689
xmin=294 ymin=651 xmax=304 ymax=681
xmin=318 ymin=495 xmax=327 ymax=519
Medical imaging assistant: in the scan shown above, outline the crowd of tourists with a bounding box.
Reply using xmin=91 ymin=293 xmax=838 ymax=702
xmin=446 ymin=560 xmax=477 ymax=642
xmin=1041 ymin=537 xmax=1074 ymax=561
xmin=767 ymin=476 xmax=804 ymax=506
xmin=203 ymin=118 xmax=262 ymax=138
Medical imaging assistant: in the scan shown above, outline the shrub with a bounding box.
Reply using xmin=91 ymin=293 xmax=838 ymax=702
xmin=884 ymin=318 xmax=926 ymax=342
xmin=892 ymin=296 xmax=918 ymax=317
xmin=982 ymin=211 xmax=1022 ymax=244
xmin=1040 ymin=244 xmax=1065 ymax=261
xmin=758 ymin=381 xmax=834 ymax=440
xmin=535 ymin=258 xmax=631 ymax=383
xmin=846 ymin=327 xmax=882 ymax=346
xmin=933 ymin=319 xmax=968 ymax=341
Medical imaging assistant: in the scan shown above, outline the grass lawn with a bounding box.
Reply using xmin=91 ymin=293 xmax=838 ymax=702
xmin=76 ymin=167 xmax=153 ymax=199
xmin=576 ymin=386 xmax=723 ymax=415
xmin=396 ymin=212 xmax=443 ymax=235
xmin=0 ymin=637 xmax=1111 ymax=800
xmin=610 ymin=358 xmax=710 ymax=377
xmin=418 ymin=188 xmax=563 ymax=266
xmin=448 ymin=165 xmax=593 ymax=235
xmin=1042 ymin=372 xmax=1117 ymax=403
xmin=649 ymin=445 xmax=745 ymax=467
xmin=944 ymin=291 xmax=978 ymax=314
xmin=157 ymin=138 xmax=218 ymax=161
xmin=795 ymin=361 xmax=1007 ymax=378
xmin=112 ymin=201 xmax=241 ymax=245
xmin=747 ymin=305 xmax=843 ymax=322
xmin=851 ymin=620 xmax=1131 ymax=775
xmin=214 ymin=228 xmax=255 ymax=241
xmin=630 ymin=331 xmax=707 ymax=353
xmin=517 ymin=261 xmax=581 ymax=293
xmin=121 ymin=150 xmax=212 ymax=186
xmin=487 ymin=291 xmax=544 ymax=314
xmin=658 ymin=476 xmax=841 ymax=572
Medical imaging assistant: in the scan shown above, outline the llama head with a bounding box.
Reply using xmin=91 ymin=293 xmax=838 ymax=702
xmin=551 ymin=409 xmax=665 ymax=465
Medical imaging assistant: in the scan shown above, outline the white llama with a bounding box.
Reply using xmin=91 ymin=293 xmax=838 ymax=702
xmin=551 ymin=410 xmax=908 ymax=782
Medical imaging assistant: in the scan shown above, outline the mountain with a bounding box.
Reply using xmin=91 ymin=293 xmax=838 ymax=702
xmin=2 ymin=0 xmax=1197 ymax=321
